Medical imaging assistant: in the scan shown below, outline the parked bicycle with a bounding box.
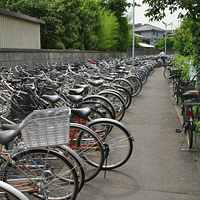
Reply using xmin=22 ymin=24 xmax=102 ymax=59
xmin=175 ymin=73 xmax=200 ymax=149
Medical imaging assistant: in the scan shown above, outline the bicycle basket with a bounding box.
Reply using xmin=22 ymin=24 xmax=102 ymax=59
xmin=11 ymin=93 xmax=38 ymax=123
xmin=170 ymin=68 xmax=182 ymax=77
xmin=20 ymin=107 xmax=71 ymax=148
xmin=177 ymin=80 xmax=196 ymax=101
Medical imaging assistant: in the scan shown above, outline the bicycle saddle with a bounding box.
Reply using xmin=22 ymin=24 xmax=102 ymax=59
xmin=71 ymin=107 xmax=91 ymax=120
xmin=65 ymin=95 xmax=83 ymax=104
xmin=69 ymin=88 xmax=85 ymax=95
xmin=87 ymin=80 xmax=104 ymax=87
xmin=74 ymin=84 xmax=89 ymax=90
xmin=0 ymin=129 xmax=20 ymax=145
xmin=41 ymin=94 xmax=60 ymax=104
xmin=103 ymin=77 xmax=114 ymax=82
xmin=1 ymin=123 xmax=20 ymax=131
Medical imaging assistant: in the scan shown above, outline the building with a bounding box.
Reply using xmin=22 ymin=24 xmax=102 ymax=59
xmin=0 ymin=8 xmax=45 ymax=49
xmin=135 ymin=24 xmax=165 ymax=46
xmin=135 ymin=33 xmax=155 ymax=48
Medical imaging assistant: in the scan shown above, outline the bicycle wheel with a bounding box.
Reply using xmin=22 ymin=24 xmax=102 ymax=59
xmin=1 ymin=149 xmax=78 ymax=200
xmin=0 ymin=180 xmax=29 ymax=200
xmin=112 ymin=85 xmax=132 ymax=110
xmin=186 ymin=121 xmax=194 ymax=149
xmin=88 ymin=118 xmax=134 ymax=170
xmin=137 ymin=70 xmax=148 ymax=85
xmin=112 ymin=78 xmax=133 ymax=96
xmin=69 ymin=123 xmax=105 ymax=182
xmin=126 ymin=75 xmax=142 ymax=97
xmin=83 ymin=95 xmax=116 ymax=119
xmin=56 ymin=145 xmax=85 ymax=193
xmin=80 ymin=101 xmax=114 ymax=119
xmin=99 ymin=85 xmax=132 ymax=110
xmin=98 ymin=90 xmax=126 ymax=121
xmin=163 ymin=67 xmax=171 ymax=81
xmin=173 ymin=80 xmax=179 ymax=104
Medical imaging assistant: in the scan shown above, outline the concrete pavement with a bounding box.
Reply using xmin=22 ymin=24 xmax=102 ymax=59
xmin=77 ymin=67 xmax=200 ymax=200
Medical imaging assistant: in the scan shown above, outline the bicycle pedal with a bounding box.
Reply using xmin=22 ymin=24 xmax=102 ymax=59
xmin=175 ymin=129 xmax=182 ymax=133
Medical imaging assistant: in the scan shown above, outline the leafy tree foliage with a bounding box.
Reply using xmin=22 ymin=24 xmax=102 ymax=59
xmin=104 ymin=0 xmax=131 ymax=18
xmin=142 ymin=0 xmax=200 ymax=70
xmin=96 ymin=10 xmax=120 ymax=51
xmin=173 ymin=19 xmax=194 ymax=56
xmin=1 ymin=0 xmax=132 ymax=51
xmin=155 ymin=36 xmax=176 ymax=50
xmin=104 ymin=0 xmax=132 ymax=51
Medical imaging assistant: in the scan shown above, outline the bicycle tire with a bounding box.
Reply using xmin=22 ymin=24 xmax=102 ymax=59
xmin=88 ymin=118 xmax=134 ymax=170
xmin=112 ymin=86 xmax=132 ymax=110
xmin=0 ymin=181 xmax=29 ymax=200
xmin=83 ymin=95 xmax=116 ymax=119
xmin=173 ymin=80 xmax=179 ymax=104
xmin=97 ymin=84 xmax=132 ymax=110
xmin=187 ymin=121 xmax=194 ymax=149
xmin=163 ymin=67 xmax=171 ymax=81
xmin=101 ymin=85 xmax=132 ymax=110
xmin=98 ymin=90 xmax=126 ymax=121
xmin=80 ymin=101 xmax=114 ymax=119
xmin=137 ymin=70 xmax=148 ymax=85
xmin=148 ymin=64 xmax=154 ymax=75
xmin=112 ymin=78 xmax=133 ymax=96
xmin=1 ymin=149 xmax=79 ymax=200
xmin=68 ymin=123 xmax=105 ymax=182
xmin=55 ymin=145 xmax=85 ymax=193
xmin=126 ymin=75 xmax=142 ymax=97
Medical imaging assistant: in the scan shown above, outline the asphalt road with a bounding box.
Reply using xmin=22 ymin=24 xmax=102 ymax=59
xmin=77 ymin=67 xmax=200 ymax=200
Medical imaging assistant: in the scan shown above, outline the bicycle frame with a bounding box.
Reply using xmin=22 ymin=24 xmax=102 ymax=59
xmin=68 ymin=118 xmax=103 ymax=150
xmin=0 ymin=149 xmax=39 ymax=193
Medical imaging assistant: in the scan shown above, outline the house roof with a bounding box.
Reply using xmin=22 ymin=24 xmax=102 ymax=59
xmin=135 ymin=24 xmax=164 ymax=32
xmin=0 ymin=8 xmax=45 ymax=24
xmin=139 ymin=43 xmax=154 ymax=48
xmin=135 ymin=33 xmax=153 ymax=41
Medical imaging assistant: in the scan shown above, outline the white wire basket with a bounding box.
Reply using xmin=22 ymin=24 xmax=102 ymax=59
xmin=20 ymin=107 xmax=71 ymax=148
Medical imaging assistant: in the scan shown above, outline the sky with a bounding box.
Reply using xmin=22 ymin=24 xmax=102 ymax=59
xmin=127 ymin=0 xmax=185 ymax=30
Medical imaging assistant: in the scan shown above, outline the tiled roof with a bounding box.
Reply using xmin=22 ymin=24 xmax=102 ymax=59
xmin=135 ymin=24 xmax=164 ymax=32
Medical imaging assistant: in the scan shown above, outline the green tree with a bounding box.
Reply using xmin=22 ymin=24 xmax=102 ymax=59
xmin=155 ymin=36 xmax=176 ymax=50
xmin=104 ymin=0 xmax=132 ymax=51
xmin=1 ymin=0 xmax=101 ymax=50
xmin=96 ymin=10 xmax=120 ymax=51
xmin=142 ymin=0 xmax=200 ymax=70
xmin=173 ymin=19 xmax=194 ymax=56
xmin=78 ymin=0 xmax=102 ymax=50
xmin=1 ymin=0 xmax=133 ymax=51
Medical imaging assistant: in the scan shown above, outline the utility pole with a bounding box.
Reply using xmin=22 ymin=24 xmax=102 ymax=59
xmin=162 ymin=21 xmax=172 ymax=55
xmin=132 ymin=0 xmax=135 ymax=64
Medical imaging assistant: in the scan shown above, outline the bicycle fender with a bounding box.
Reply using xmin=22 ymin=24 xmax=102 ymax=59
xmin=87 ymin=118 xmax=134 ymax=141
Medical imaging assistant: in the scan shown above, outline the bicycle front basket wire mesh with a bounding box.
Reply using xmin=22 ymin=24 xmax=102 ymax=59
xmin=170 ymin=68 xmax=182 ymax=77
xmin=20 ymin=107 xmax=71 ymax=148
xmin=177 ymin=80 xmax=196 ymax=101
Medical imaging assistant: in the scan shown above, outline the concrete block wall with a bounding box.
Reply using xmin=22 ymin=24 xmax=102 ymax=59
xmin=0 ymin=47 xmax=177 ymax=69
xmin=0 ymin=48 xmax=127 ymax=69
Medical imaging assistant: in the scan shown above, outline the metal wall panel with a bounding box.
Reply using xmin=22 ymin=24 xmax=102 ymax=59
xmin=0 ymin=14 xmax=41 ymax=49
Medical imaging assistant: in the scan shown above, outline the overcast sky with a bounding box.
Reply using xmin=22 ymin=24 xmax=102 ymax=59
xmin=127 ymin=0 xmax=185 ymax=30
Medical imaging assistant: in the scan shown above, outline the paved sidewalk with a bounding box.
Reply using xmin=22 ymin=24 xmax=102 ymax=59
xmin=77 ymin=67 xmax=200 ymax=200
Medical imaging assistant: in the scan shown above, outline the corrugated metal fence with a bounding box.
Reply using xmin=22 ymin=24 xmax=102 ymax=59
xmin=0 ymin=14 xmax=41 ymax=49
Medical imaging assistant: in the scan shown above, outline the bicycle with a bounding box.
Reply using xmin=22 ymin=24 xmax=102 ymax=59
xmin=175 ymin=73 xmax=200 ymax=149
xmin=0 ymin=180 xmax=29 ymax=199
xmin=1 ymin=104 xmax=106 ymax=183
xmin=0 ymin=106 xmax=79 ymax=199
xmin=69 ymin=107 xmax=134 ymax=170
